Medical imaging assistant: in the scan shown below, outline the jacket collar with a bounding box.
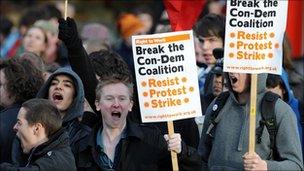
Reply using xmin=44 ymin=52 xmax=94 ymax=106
xmin=126 ymin=119 xmax=144 ymax=140
xmin=87 ymin=118 xmax=144 ymax=148
xmin=29 ymin=128 xmax=69 ymax=157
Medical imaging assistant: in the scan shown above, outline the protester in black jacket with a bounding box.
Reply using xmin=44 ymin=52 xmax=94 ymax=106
xmin=0 ymin=98 xmax=76 ymax=171
xmin=58 ymin=17 xmax=200 ymax=149
xmin=76 ymin=76 xmax=201 ymax=171
xmin=77 ymin=119 xmax=201 ymax=171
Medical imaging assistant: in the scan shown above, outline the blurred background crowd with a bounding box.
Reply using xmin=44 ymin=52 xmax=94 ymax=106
xmin=0 ymin=0 xmax=303 ymax=170
xmin=1 ymin=0 xmax=302 ymax=71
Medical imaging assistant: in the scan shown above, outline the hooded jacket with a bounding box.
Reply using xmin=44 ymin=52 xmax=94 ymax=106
xmin=36 ymin=68 xmax=91 ymax=154
xmin=0 ymin=129 xmax=76 ymax=171
xmin=198 ymin=73 xmax=303 ymax=170
xmin=280 ymin=69 xmax=303 ymax=151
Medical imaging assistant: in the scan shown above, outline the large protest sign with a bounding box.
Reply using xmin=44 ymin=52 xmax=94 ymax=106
xmin=224 ymin=0 xmax=288 ymax=75
xmin=132 ymin=30 xmax=201 ymax=123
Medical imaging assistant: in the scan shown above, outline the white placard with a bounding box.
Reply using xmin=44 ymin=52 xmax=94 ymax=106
xmin=132 ymin=30 xmax=201 ymax=123
xmin=224 ymin=0 xmax=288 ymax=75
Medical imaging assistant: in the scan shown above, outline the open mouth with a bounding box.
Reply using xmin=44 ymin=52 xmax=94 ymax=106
xmin=52 ymin=93 xmax=63 ymax=102
xmin=111 ymin=112 xmax=121 ymax=118
xmin=230 ymin=76 xmax=238 ymax=84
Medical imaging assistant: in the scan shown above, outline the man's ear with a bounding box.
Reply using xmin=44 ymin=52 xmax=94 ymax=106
xmin=33 ymin=123 xmax=44 ymax=135
xmin=95 ymin=100 xmax=101 ymax=111
xmin=129 ymin=100 xmax=134 ymax=112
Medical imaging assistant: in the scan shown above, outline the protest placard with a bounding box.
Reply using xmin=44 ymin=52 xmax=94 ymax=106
xmin=132 ymin=30 xmax=201 ymax=123
xmin=224 ymin=0 xmax=288 ymax=75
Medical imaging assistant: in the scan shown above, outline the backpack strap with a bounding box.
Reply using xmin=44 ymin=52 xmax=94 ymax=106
xmin=258 ymin=91 xmax=280 ymax=158
xmin=205 ymin=91 xmax=230 ymax=147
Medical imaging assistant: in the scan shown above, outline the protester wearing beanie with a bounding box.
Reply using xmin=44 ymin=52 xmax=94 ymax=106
xmin=117 ymin=13 xmax=145 ymax=46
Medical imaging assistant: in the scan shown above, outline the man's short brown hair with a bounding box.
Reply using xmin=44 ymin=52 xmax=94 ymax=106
xmin=22 ymin=98 xmax=62 ymax=137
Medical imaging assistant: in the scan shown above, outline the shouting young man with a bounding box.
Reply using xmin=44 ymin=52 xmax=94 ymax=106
xmin=198 ymin=73 xmax=303 ymax=170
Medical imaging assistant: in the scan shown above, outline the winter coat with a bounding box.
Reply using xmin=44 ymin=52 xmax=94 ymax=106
xmin=281 ymin=69 xmax=303 ymax=151
xmin=36 ymin=68 xmax=91 ymax=154
xmin=76 ymin=119 xmax=201 ymax=171
xmin=198 ymin=73 xmax=303 ymax=170
xmin=0 ymin=104 xmax=21 ymax=163
xmin=0 ymin=129 xmax=76 ymax=171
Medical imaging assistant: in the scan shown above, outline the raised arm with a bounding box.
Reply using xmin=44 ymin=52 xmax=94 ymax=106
xmin=58 ymin=17 xmax=98 ymax=112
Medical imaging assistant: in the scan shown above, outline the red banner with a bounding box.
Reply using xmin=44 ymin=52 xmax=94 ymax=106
xmin=286 ymin=0 xmax=303 ymax=58
xmin=164 ymin=0 xmax=206 ymax=31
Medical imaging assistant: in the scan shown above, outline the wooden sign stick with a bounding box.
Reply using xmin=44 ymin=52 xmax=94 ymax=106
xmin=249 ymin=74 xmax=258 ymax=154
xmin=167 ymin=121 xmax=179 ymax=171
xmin=64 ymin=0 xmax=68 ymax=19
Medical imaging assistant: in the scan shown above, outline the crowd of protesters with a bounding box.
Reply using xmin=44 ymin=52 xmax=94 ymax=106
xmin=1 ymin=1 xmax=303 ymax=170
